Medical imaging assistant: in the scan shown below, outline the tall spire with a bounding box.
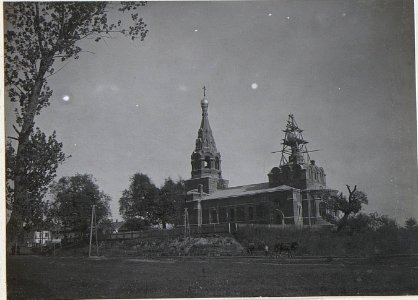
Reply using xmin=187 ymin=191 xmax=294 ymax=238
xmin=184 ymin=87 xmax=229 ymax=193
xmin=190 ymin=87 xmax=222 ymax=180
xmin=196 ymin=86 xmax=217 ymax=153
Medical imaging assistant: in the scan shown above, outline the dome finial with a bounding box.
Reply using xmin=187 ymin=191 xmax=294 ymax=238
xmin=201 ymin=85 xmax=208 ymax=108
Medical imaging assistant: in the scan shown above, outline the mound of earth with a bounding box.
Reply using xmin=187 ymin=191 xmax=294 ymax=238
xmin=58 ymin=235 xmax=245 ymax=257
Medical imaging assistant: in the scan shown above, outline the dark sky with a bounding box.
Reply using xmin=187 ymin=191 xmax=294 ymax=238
xmin=5 ymin=0 xmax=417 ymax=222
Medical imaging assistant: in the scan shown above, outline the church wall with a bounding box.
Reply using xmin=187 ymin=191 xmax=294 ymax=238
xmin=269 ymin=163 xmax=327 ymax=191
xmin=302 ymin=191 xmax=316 ymax=225
xmin=186 ymin=189 xmax=304 ymax=226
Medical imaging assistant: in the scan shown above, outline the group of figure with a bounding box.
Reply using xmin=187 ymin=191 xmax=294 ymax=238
xmin=246 ymin=241 xmax=299 ymax=258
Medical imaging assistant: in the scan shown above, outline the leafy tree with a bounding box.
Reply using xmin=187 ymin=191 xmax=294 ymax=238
xmin=154 ymin=177 xmax=186 ymax=228
xmin=119 ymin=174 xmax=186 ymax=229
xmin=5 ymin=2 xmax=148 ymax=245
xmin=123 ymin=218 xmax=152 ymax=232
xmin=6 ymin=129 xmax=66 ymax=238
xmin=119 ymin=173 xmax=159 ymax=227
xmin=367 ymin=212 xmax=398 ymax=231
xmin=345 ymin=212 xmax=373 ymax=233
xmin=48 ymin=174 xmax=111 ymax=239
xmin=321 ymin=185 xmax=368 ymax=231
xmin=405 ymin=217 xmax=418 ymax=230
xmin=97 ymin=218 xmax=114 ymax=237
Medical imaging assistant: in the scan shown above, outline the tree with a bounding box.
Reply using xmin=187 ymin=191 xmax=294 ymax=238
xmin=321 ymin=185 xmax=368 ymax=231
xmin=6 ymin=129 xmax=66 ymax=238
xmin=119 ymin=173 xmax=159 ymax=228
xmin=119 ymin=174 xmax=186 ymax=229
xmin=345 ymin=212 xmax=373 ymax=233
xmin=367 ymin=213 xmax=398 ymax=231
xmin=154 ymin=177 xmax=186 ymax=228
xmin=48 ymin=174 xmax=111 ymax=239
xmin=404 ymin=217 xmax=417 ymax=230
xmin=5 ymin=2 xmax=148 ymax=245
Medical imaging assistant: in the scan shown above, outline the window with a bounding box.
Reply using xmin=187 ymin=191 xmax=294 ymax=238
xmin=237 ymin=206 xmax=245 ymax=222
xmin=204 ymin=157 xmax=211 ymax=169
xmin=248 ymin=207 xmax=254 ymax=221
xmin=210 ymin=208 xmax=218 ymax=224
xmin=319 ymin=202 xmax=327 ymax=217
xmin=44 ymin=232 xmax=49 ymax=238
xmin=228 ymin=208 xmax=235 ymax=222
xmin=275 ymin=211 xmax=283 ymax=224
xmin=219 ymin=207 xmax=227 ymax=223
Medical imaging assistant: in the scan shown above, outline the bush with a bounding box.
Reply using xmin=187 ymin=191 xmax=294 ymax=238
xmin=233 ymin=214 xmax=418 ymax=257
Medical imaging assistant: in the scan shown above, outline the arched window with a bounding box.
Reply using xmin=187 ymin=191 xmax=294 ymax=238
xmin=229 ymin=208 xmax=235 ymax=221
xmin=215 ymin=157 xmax=220 ymax=170
xmin=204 ymin=157 xmax=211 ymax=169
xmin=275 ymin=213 xmax=283 ymax=224
xmin=319 ymin=202 xmax=327 ymax=217
xmin=210 ymin=208 xmax=218 ymax=224
xmin=248 ymin=207 xmax=254 ymax=221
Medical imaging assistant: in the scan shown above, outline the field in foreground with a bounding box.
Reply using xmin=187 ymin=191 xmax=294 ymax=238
xmin=7 ymin=255 xmax=418 ymax=299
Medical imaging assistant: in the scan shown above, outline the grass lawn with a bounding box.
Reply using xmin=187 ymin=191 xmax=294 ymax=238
xmin=7 ymin=255 xmax=418 ymax=299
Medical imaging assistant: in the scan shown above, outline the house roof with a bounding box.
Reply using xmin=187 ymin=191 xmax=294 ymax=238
xmin=112 ymin=221 xmax=125 ymax=230
xmin=191 ymin=182 xmax=295 ymax=201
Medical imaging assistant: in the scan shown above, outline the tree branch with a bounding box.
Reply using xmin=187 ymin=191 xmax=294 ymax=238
xmin=34 ymin=3 xmax=44 ymax=57
xmin=45 ymin=58 xmax=73 ymax=79
xmin=346 ymin=185 xmax=351 ymax=194
xmin=12 ymin=125 xmax=21 ymax=135
xmin=13 ymin=83 xmax=25 ymax=95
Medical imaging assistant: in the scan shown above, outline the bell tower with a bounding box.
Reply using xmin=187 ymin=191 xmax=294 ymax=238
xmin=185 ymin=87 xmax=229 ymax=194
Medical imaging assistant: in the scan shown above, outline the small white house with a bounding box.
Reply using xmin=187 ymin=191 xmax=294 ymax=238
xmin=34 ymin=231 xmax=51 ymax=245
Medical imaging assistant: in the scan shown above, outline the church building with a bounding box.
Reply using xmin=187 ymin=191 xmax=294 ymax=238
xmin=184 ymin=90 xmax=334 ymax=229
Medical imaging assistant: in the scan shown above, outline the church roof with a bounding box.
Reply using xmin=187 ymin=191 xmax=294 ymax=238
xmin=198 ymin=182 xmax=295 ymax=201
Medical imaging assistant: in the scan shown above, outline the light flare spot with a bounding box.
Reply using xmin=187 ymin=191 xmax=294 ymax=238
xmin=251 ymin=83 xmax=258 ymax=90
xmin=62 ymin=95 xmax=70 ymax=102
xmin=178 ymin=85 xmax=189 ymax=92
